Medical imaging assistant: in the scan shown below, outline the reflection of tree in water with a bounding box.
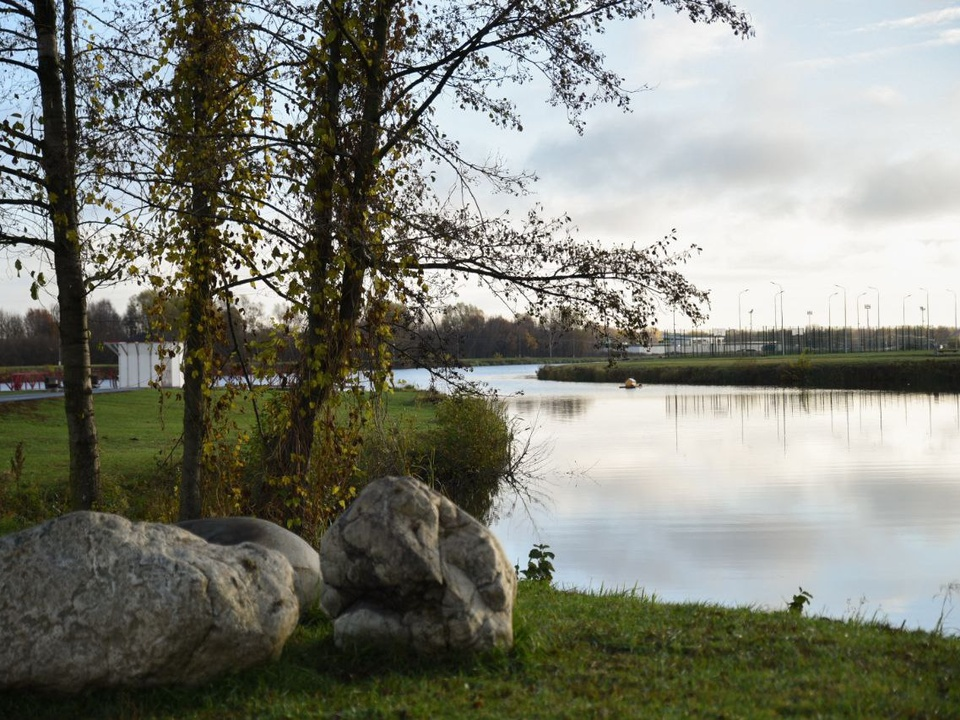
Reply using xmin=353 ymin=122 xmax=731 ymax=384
xmin=513 ymin=396 xmax=592 ymax=421
xmin=663 ymin=389 xmax=919 ymax=420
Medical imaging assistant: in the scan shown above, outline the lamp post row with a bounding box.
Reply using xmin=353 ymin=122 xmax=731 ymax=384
xmin=735 ymin=285 xmax=958 ymax=353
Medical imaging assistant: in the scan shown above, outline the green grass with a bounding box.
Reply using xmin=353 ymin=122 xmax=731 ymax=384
xmin=0 ymin=387 xmax=447 ymax=530
xmin=2 ymin=583 xmax=958 ymax=718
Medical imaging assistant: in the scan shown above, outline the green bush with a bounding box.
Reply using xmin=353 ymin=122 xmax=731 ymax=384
xmin=408 ymin=393 xmax=513 ymax=523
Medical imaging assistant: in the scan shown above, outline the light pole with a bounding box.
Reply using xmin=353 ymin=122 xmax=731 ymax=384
xmin=856 ymin=291 xmax=867 ymax=352
xmin=920 ymin=305 xmax=926 ymax=348
xmin=828 ymin=291 xmax=838 ymax=353
xmin=902 ymin=293 xmax=911 ymax=350
xmin=771 ymin=281 xmax=784 ymax=355
xmin=835 ymin=284 xmax=848 ymax=352
xmin=920 ymin=287 xmax=930 ymax=349
xmin=869 ymin=286 xmax=880 ymax=351
xmin=864 ymin=304 xmax=871 ymax=352
xmin=738 ymin=288 xmax=749 ymax=353
xmin=748 ymin=308 xmax=754 ymax=340
xmin=948 ymin=289 xmax=958 ymax=338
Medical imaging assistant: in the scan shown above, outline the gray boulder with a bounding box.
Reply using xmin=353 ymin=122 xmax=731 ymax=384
xmin=176 ymin=516 xmax=321 ymax=616
xmin=320 ymin=475 xmax=516 ymax=654
xmin=0 ymin=512 xmax=299 ymax=693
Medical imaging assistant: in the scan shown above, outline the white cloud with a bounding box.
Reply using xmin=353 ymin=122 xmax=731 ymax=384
xmin=860 ymin=85 xmax=904 ymax=107
xmin=865 ymin=7 xmax=960 ymax=31
xmin=931 ymin=27 xmax=960 ymax=44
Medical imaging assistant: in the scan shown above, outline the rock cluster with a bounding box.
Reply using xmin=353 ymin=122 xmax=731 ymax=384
xmin=0 ymin=476 xmax=517 ymax=692
xmin=0 ymin=512 xmax=299 ymax=692
xmin=320 ymin=475 xmax=516 ymax=653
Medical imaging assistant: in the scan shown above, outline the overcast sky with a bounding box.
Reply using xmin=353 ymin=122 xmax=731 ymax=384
xmin=455 ymin=0 xmax=960 ymax=332
xmin=2 ymin=0 xmax=958 ymax=333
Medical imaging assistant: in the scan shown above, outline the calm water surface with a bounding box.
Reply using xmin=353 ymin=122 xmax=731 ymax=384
xmin=394 ymin=364 xmax=960 ymax=633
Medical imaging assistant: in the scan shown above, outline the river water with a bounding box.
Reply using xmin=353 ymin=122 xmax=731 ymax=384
xmin=393 ymin=364 xmax=960 ymax=633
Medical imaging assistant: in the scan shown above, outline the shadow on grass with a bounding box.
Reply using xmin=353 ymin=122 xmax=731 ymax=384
xmin=0 ymin=609 xmax=518 ymax=720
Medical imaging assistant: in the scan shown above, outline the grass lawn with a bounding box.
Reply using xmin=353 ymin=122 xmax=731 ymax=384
xmin=2 ymin=582 xmax=959 ymax=718
xmin=3 ymin=385 xmax=960 ymax=716
xmin=0 ymin=387 xmax=437 ymax=530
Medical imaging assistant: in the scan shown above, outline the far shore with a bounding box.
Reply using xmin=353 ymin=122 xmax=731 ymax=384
xmin=536 ymin=351 xmax=960 ymax=393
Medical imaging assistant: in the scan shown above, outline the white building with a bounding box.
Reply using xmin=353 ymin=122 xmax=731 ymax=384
xmin=106 ymin=342 xmax=183 ymax=388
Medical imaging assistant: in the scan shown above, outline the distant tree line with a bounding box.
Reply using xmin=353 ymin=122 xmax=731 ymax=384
xmin=0 ymin=295 xmax=629 ymax=370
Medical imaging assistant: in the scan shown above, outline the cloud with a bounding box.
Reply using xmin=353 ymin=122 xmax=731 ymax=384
xmin=837 ymin=154 xmax=960 ymax=223
xmin=932 ymin=27 xmax=960 ymax=45
xmin=527 ymin=111 xmax=817 ymax=200
xmin=859 ymin=85 xmax=904 ymax=107
xmin=796 ymin=4 xmax=960 ymax=69
xmin=863 ymin=7 xmax=960 ymax=31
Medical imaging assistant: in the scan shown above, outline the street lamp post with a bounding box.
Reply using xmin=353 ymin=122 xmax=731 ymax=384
xmin=902 ymin=293 xmax=911 ymax=350
xmin=920 ymin=287 xmax=930 ymax=350
xmin=948 ymin=289 xmax=958 ymax=340
xmin=864 ymin=304 xmax=871 ymax=349
xmin=738 ymin=288 xmax=749 ymax=353
xmin=749 ymin=308 xmax=754 ymax=340
xmin=835 ymin=284 xmax=848 ymax=352
xmin=828 ymin=291 xmax=838 ymax=353
xmin=869 ymin=286 xmax=880 ymax=351
xmin=856 ymin=291 xmax=867 ymax=352
xmin=771 ymin=281 xmax=784 ymax=355
xmin=920 ymin=305 xmax=926 ymax=348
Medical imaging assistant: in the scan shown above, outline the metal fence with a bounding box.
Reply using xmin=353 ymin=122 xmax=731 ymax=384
xmin=660 ymin=326 xmax=959 ymax=357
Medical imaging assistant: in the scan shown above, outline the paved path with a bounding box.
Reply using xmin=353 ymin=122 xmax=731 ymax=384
xmin=0 ymin=387 xmax=130 ymax=403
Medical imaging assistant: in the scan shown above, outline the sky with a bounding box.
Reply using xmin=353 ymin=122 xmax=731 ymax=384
xmin=2 ymin=0 xmax=959 ymax=334
xmin=451 ymin=0 xmax=960 ymax=333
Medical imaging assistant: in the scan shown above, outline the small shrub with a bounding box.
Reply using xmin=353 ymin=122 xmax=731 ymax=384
xmin=517 ymin=543 xmax=555 ymax=583
xmin=788 ymin=587 xmax=813 ymax=614
xmin=410 ymin=393 xmax=513 ymax=522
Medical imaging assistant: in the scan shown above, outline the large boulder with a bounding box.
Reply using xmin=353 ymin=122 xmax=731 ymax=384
xmin=320 ymin=475 xmax=516 ymax=654
xmin=0 ymin=512 xmax=299 ymax=693
xmin=176 ymin=516 xmax=321 ymax=617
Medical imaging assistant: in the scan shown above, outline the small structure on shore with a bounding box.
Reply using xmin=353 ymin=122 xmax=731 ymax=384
xmin=106 ymin=342 xmax=183 ymax=389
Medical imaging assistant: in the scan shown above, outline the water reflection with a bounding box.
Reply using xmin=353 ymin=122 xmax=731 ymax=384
xmin=513 ymin=395 xmax=592 ymax=421
xmin=660 ymin=389 xmax=960 ymax=453
xmin=484 ymin=377 xmax=960 ymax=634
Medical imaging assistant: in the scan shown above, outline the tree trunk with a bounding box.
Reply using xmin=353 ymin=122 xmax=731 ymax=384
xmin=178 ymin=0 xmax=217 ymax=520
xmin=179 ymin=278 xmax=210 ymax=520
xmin=273 ymin=2 xmax=390 ymax=488
xmin=34 ymin=0 xmax=101 ymax=509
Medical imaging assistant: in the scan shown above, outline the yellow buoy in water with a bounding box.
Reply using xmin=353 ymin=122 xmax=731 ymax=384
xmin=622 ymin=377 xmax=639 ymax=389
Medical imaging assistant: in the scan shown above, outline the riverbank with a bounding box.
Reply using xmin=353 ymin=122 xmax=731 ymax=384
xmin=3 ymin=581 xmax=959 ymax=718
xmin=537 ymin=351 xmax=960 ymax=392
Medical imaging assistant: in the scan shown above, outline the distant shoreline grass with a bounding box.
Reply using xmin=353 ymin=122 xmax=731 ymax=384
xmin=537 ymin=351 xmax=960 ymax=392
xmin=2 ymin=582 xmax=959 ymax=717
